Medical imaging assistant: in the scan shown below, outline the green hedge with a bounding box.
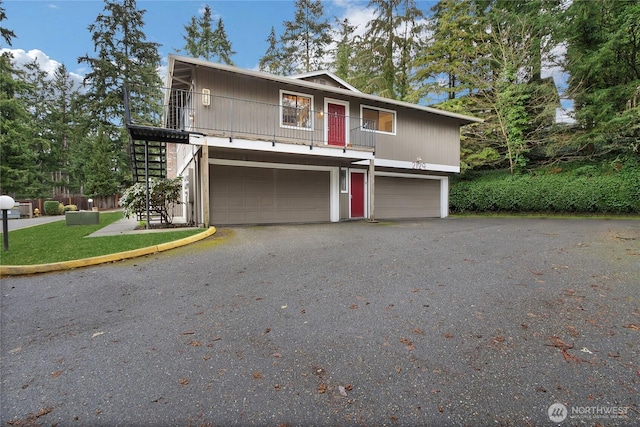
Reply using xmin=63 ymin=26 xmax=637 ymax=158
xmin=43 ymin=201 xmax=62 ymax=216
xmin=450 ymin=160 xmax=640 ymax=214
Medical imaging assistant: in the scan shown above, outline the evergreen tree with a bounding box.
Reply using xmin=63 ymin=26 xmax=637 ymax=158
xmin=0 ymin=0 xmax=15 ymax=47
xmin=259 ymin=26 xmax=283 ymax=74
xmin=78 ymin=0 xmax=163 ymax=195
xmin=211 ymin=18 xmax=235 ymax=65
xmin=354 ymin=0 xmax=423 ymax=100
xmin=333 ymin=18 xmax=358 ymax=81
xmin=83 ymin=128 xmax=121 ymax=198
xmin=563 ymin=0 xmax=640 ymax=155
xmin=21 ymin=59 xmax=55 ymax=195
xmin=0 ymin=54 xmax=47 ymax=197
xmin=412 ymin=0 xmax=481 ymax=102
xmin=182 ymin=5 xmax=235 ymax=64
xmin=49 ymin=64 xmax=86 ymax=194
xmin=182 ymin=16 xmax=200 ymax=58
xmin=280 ymin=0 xmax=332 ymax=74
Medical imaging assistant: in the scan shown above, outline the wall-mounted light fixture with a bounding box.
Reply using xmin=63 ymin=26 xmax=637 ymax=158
xmin=202 ymin=88 xmax=211 ymax=106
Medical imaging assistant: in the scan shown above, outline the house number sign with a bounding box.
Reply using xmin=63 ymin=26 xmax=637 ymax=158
xmin=411 ymin=161 xmax=429 ymax=170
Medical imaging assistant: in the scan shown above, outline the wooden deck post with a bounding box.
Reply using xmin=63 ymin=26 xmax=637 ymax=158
xmin=368 ymin=158 xmax=375 ymax=222
xmin=201 ymin=145 xmax=210 ymax=228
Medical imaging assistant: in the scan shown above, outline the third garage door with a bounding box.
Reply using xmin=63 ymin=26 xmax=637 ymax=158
xmin=375 ymin=176 xmax=441 ymax=219
xmin=210 ymin=165 xmax=330 ymax=225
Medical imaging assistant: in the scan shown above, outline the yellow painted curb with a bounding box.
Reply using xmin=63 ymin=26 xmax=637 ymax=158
xmin=0 ymin=227 xmax=216 ymax=277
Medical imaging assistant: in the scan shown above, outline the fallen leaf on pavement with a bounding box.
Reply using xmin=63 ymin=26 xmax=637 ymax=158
xmin=179 ymin=378 xmax=189 ymax=385
xmin=253 ymin=371 xmax=263 ymax=379
xmin=50 ymin=370 xmax=63 ymax=378
xmin=317 ymin=383 xmax=327 ymax=394
xmin=546 ymin=336 xmax=573 ymax=350
xmin=338 ymin=385 xmax=347 ymax=396
xmin=622 ymin=324 xmax=639 ymax=331
xmin=91 ymin=331 xmax=105 ymax=338
xmin=561 ymin=348 xmax=581 ymax=364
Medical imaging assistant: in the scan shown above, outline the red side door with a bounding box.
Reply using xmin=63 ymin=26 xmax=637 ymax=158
xmin=327 ymin=103 xmax=345 ymax=146
xmin=350 ymin=172 xmax=365 ymax=218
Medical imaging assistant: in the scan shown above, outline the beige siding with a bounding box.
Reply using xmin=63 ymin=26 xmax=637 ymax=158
xmin=373 ymin=108 xmax=461 ymax=167
xmin=375 ymin=176 xmax=440 ymax=219
xmin=190 ymin=66 xmax=461 ymax=168
xmin=210 ymin=165 xmax=330 ymax=225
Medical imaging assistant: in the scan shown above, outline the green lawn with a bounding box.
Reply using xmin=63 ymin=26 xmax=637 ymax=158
xmin=0 ymin=212 xmax=203 ymax=265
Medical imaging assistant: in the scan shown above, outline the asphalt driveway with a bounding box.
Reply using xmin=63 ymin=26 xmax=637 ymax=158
xmin=1 ymin=218 xmax=639 ymax=426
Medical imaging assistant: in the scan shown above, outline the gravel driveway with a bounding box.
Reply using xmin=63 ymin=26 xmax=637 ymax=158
xmin=1 ymin=218 xmax=639 ymax=426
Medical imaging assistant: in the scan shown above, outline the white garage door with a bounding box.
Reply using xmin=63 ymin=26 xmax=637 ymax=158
xmin=210 ymin=165 xmax=330 ymax=225
xmin=375 ymin=176 xmax=441 ymax=219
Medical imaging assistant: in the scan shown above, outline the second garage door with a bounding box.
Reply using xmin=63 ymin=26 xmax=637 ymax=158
xmin=210 ymin=165 xmax=330 ymax=225
xmin=375 ymin=176 xmax=441 ymax=219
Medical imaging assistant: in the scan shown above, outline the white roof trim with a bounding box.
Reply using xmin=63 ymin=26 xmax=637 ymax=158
xmin=287 ymin=70 xmax=362 ymax=93
xmin=168 ymin=54 xmax=483 ymax=125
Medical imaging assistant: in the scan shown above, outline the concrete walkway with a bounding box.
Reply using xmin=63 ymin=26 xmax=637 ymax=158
xmin=4 ymin=215 xmax=64 ymax=231
xmin=4 ymin=213 xmax=193 ymax=237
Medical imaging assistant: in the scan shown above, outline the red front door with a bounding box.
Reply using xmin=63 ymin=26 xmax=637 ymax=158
xmin=327 ymin=103 xmax=345 ymax=146
xmin=350 ymin=172 xmax=365 ymax=217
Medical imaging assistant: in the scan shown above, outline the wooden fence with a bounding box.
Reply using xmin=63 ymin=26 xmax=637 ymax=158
xmin=18 ymin=195 xmax=120 ymax=214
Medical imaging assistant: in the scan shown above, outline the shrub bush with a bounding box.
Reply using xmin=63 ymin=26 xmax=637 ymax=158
xmin=450 ymin=159 xmax=640 ymax=214
xmin=119 ymin=177 xmax=183 ymax=224
xmin=64 ymin=205 xmax=78 ymax=212
xmin=44 ymin=201 xmax=61 ymax=216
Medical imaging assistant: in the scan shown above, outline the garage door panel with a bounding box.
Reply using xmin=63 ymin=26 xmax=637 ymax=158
xmin=376 ymin=176 xmax=440 ymax=219
xmin=211 ymin=165 xmax=330 ymax=225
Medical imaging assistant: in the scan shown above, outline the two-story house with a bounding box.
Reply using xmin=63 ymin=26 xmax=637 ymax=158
xmin=128 ymin=55 xmax=481 ymax=227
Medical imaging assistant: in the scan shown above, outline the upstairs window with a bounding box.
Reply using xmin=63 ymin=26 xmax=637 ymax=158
xmin=361 ymin=105 xmax=396 ymax=135
xmin=281 ymin=90 xmax=313 ymax=129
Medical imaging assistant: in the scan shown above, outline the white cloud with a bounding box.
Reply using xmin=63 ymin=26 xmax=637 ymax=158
xmin=332 ymin=1 xmax=376 ymax=38
xmin=1 ymin=48 xmax=84 ymax=88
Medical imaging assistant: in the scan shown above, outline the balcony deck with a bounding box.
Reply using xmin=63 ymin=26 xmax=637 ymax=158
xmin=127 ymin=87 xmax=376 ymax=181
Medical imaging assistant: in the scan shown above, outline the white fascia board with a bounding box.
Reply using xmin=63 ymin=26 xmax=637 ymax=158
xmin=352 ymin=158 xmax=460 ymax=173
xmin=192 ymin=135 xmax=375 ymax=161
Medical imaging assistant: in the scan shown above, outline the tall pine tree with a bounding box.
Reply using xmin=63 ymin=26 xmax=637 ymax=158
xmin=353 ymin=0 xmax=423 ymax=100
xmin=78 ymin=0 xmax=162 ymax=196
xmin=259 ymin=26 xmax=283 ymax=74
xmin=280 ymin=0 xmax=332 ymax=74
xmin=182 ymin=5 xmax=235 ymax=65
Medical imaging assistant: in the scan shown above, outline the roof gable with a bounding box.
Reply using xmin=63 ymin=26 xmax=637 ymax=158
xmin=287 ymin=70 xmax=362 ymax=93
